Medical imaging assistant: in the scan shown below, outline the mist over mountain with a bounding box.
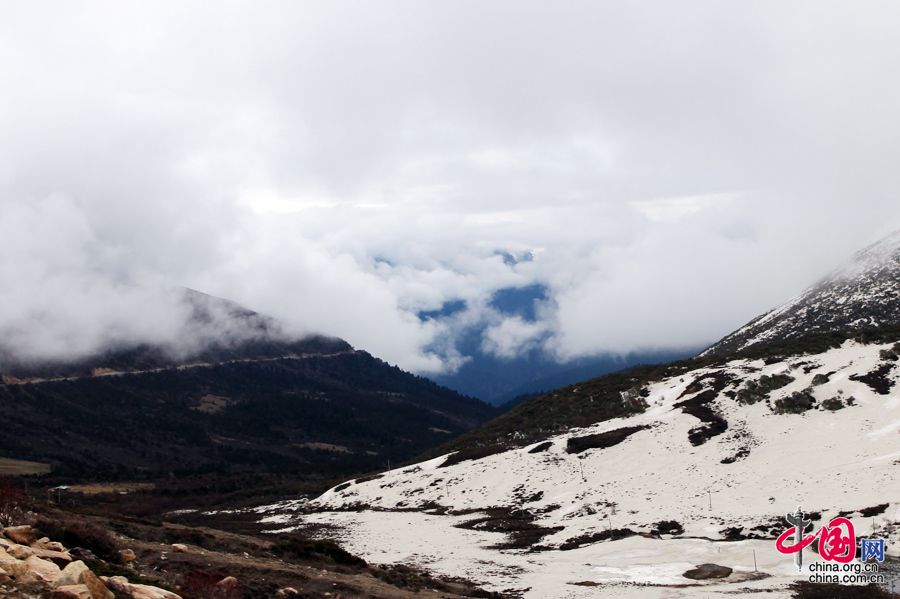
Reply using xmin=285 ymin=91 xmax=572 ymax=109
xmin=422 ymin=282 xmax=697 ymax=403
xmin=704 ymin=230 xmax=900 ymax=356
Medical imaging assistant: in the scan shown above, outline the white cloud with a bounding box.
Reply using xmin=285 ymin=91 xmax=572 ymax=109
xmin=1 ymin=1 xmax=899 ymax=371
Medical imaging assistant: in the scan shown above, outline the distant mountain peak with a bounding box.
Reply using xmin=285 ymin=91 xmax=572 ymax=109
xmin=704 ymin=229 xmax=900 ymax=356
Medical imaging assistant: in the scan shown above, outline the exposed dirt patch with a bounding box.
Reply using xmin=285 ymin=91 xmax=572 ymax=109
xmin=674 ymin=372 xmax=732 ymax=446
xmin=527 ymin=441 xmax=553 ymax=454
xmin=558 ymin=528 xmax=637 ymax=550
xmin=454 ymin=507 xmax=562 ymax=551
xmin=566 ymin=425 xmax=650 ymax=454
xmin=440 ymin=445 xmax=507 ymax=468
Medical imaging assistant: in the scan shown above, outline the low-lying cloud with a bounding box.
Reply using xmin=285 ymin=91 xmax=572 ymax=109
xmin=2 ymin=1 xmax=900 ymax=372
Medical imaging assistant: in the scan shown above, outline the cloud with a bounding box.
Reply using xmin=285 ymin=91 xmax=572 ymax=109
xmin=1 ymin=1 xmax=900 ymax=371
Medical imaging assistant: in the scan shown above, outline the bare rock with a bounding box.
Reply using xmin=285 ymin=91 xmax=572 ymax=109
xmin=118 ymin=549 xmax=136 ymax=563
xmin=55 ymin=561 xmax=91 ymax=586
xmin=215 ymin=576 xmax=239 ymax=591
xmin=23 ymin=554 xmax=62 ymax=583
xmin=69 ymin=548 xmax=98 ymax=562
xmin=6 ymin=544 xmax=33 ymax=560
xmin=33 ymin=537 xmax=68 ymax=553
xmin=52 ymin=585 xmax=94 ymax=599
xmin=55 ymin=560 xmax=113 ymax=599
xmin=32 ymin=547 xmax=73 ymax=567
xmin=0 ymin=547 xmax=27 ymax=577
xmin=3 ymin=525 xmax=38 ymax=545
xmin=683 ymin=563 xmax=733 ymax=580
xmin=103 ymin=575 xmax=182 ymax=599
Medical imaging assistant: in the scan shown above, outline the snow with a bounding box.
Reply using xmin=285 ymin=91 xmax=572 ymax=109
xmin=704 ymin=230 xmax=900 ymax=355
xmin=255 ymin=340 xmax=900 ymax=597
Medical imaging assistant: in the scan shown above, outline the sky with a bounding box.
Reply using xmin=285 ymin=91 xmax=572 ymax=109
xmin=1 ymin=1 xmax=900 ymax=372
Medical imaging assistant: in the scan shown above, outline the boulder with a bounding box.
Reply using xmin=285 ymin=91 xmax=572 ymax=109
xmin=70 ymin=548 xmax=98 ymax=562
xmin=0 ymin=545 xmax=22 ymax=566
xmin=276 ymin=588 xmax=299 ymax=597
xmin=7 ymin=544 xmax=34 ymax=559
xmin=52 ymin=585 xmax=94 ymax=599
xmin=118 ymin=548 xmax=136 ymax=563
xmin=103 ymin=575 xmax=183 ymax=599
xmin=55 ymin=560 xmax=91 ymax=586
xmin=34 ymin=537 xmax=68 ymax=553
xmin=215 ymin=576 xmax=239 ymax=591
xmin=23 ymin=554 xmax=62 ymax=583
xmin=32 ymin=547 xmax=73 ymax=567
xmin=170 ymin=543 xmax=189 ymax=553
xmin=55 ymin=561 xmax=113 ymax=599
xmin=3 ymin=525 xmax=38 ymax=545
xmin=0 ymin=548 xmax=27 ymax=578
xmin=683 ymin=563 xmax=733 ymax=580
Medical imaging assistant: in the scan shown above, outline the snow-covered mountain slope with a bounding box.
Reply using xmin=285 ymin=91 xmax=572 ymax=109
xmin=256 ymin=338 xmax=900 ymax=598
xmin=705 ymin=230 xmax=900 ymax=356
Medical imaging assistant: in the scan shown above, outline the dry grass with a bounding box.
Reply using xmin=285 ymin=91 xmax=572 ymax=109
xmin=191 ymin=394 xmax=231 ymax=414
xmin=0 ymin=457 xmax=51 ymax=476
xmin=67 ymin=482 xmax=156 ymax=495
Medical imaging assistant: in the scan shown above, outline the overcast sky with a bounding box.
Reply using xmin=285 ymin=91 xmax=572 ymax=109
xmin=1 ymin=1 xmax=899 ymax=371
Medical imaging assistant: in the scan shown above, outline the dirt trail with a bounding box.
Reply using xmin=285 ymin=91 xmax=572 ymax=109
xmin=0 ymin=350 xmax=358 ymax=386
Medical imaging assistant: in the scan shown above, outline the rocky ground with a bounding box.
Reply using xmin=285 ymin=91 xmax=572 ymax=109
xmin=0 ymin=499 xmax=507 ymax=599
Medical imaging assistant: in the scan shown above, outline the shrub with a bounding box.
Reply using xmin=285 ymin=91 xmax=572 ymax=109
xmin=774 ymin=390 xmax=816 ymax=414
xmin=0 ymin=477 xmax=27 ymax=527
xmin=811 ymin=373 xmax=830 ymax=386
xmin=270 ymin=535 xmax=366 ymax=567
xmin=652 ymin=520 xmax=684 ymax=536
xmin=33 ymin=516 xmax=119 ymax=561
xmin=821 ymin=397 xmax=844 ymax=411
xmin=737 ymin=373 xmax=795 ymax=404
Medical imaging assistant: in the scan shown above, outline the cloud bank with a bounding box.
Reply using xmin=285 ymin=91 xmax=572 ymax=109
xmin=2 ymin=1 xmax=900 ymax=371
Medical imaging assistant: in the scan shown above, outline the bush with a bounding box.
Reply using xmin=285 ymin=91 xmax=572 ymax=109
xmin=0 ymin=477 xmax=27 ymax=527
xmin=774 ymin=390 xmax=816 ymax=414
xmin=33 ymin=516 xmax=119 ymax=561
xmin=821 ymin=397 xmax=844 ymax=411
xmin=811 ymin=373 xmax=830 ymax=386
xmin=879 ymin=342 xmax=900 ymax=361
xmin=270 ymin=535 xmax=366 ymax=567
xmin=737 ymin=374 xmax=795 ymax=404
xmin=652 ymin=520 xmax=684 ymax=536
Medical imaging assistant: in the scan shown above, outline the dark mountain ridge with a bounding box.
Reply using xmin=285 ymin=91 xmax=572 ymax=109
xmin=0 ymin=289 xmax=496 ymax=483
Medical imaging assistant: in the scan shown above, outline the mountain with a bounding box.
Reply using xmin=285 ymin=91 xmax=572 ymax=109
xmin=0 ymin=290 xmax=496 ymax=483
xmin=284 ymin=338 xmax=899 ymax=597
xmin=249 ymin=235 xmax=900 ymax=597
xmin=704 ymin=230 xmax=900 ymax=356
